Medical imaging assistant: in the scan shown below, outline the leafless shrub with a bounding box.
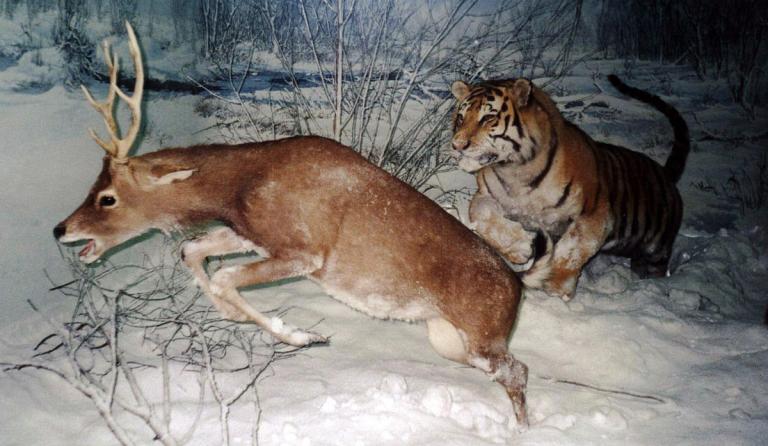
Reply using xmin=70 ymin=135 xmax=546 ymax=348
xmin=2 ymin=241 xmax=300 ymax=445
xmin=189 ymin=0 xmax=275 ymax=67
xmin=690 ymin=152 xmax=768 ymax=216
xmin=212 ymin=0 xmax=584 ymax=191
xmin=1 ymin=0 xmax=21 ymax=18
xmin=53 ymin=0 xmax=97 ymax=86
xmin=107 ymin=0 xmax=136 ymax=34
xmin=722 ymin=154 xmax=768 ymax=215
xmin=1 ymin=0 xmax=53 ymax=19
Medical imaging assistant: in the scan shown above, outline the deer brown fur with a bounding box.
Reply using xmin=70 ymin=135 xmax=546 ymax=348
xmin=53 ymin=23 xmax=529 ymax=426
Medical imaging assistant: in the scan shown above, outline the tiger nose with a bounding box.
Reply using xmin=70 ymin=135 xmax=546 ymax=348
xmin=53 ymin=223 xmax=66 ymax=240
xmin=452 ymin=138 xmax=470 ymax=151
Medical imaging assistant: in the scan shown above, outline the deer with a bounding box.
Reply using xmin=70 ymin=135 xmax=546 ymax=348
xmin=53 ymin=23 xmax=530 ymax=427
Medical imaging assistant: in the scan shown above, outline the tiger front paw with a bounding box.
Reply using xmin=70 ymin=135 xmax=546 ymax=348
xmin=523 ymin=266 xmax=578 ymax=301
xmin=474 ymin=217 xmax=535 ymax=265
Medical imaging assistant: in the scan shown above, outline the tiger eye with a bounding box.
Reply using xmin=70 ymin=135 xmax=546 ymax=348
xmin=480 ymin=114 xmax=497 ymax=125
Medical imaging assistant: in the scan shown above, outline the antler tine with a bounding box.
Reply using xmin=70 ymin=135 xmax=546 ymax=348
xmin=101 ymin=39 xmax=118 ymax=105
xmin=113 ymin=21 xmax=144 ymax=160
xmin=80 ymin=41 xmax=120 ymax=156
xmin=79 ymin=21 xmax=144 ymax=160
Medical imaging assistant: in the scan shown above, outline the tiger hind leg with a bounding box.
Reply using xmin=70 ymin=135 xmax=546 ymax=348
xmin=631 ymin=254 xmax=670 ymax=278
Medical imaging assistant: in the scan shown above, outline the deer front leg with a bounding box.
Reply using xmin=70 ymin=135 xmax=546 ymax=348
xmin=469 ymin=194 xmax=535 ymax=264
xmin=522 ymin=215 xmax=607 ymax=301
xmin=208 ymin=255 xmax=327 ymax=346
xmin=181 ymin=227 xmax=264 ymax=320
xmin=181 ymin=227 xmax=327 ymax=346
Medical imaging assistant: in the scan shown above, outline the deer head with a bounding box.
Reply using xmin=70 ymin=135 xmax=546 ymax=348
xmin=54 ymin=22 xmax=197 ymax=263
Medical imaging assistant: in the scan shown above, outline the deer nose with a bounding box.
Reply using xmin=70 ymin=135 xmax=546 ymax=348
xmin=53 ymin=223 xmax=66 ymax=240
xmin=452 ymin=139 xmax=470 ymax=151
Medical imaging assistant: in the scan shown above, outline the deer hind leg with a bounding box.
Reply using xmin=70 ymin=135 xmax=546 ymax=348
xmin=181 ymin=227 xmax=326 ymax=347
xmin=469 ymin=194 xmax=535 ymax=264
xmin=468 ymin=348 xmax=529 ymax=429
xmin=426 ymin=318 xmax=528 ymax=428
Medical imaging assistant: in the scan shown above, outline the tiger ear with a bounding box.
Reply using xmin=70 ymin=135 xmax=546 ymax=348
xmin=512 ymin=79 xmax=532 ymax=108
xmin=451 ymin=80 xmax=470 ymax=101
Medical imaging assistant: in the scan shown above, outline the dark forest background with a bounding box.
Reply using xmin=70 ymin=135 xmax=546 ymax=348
xmin=596 ymin=0 xmax=767 ymax=114
xmin=3 ymin=0 xmax=765 ymax=110
xmin=1 ymin=0 xmax=765 ymax=188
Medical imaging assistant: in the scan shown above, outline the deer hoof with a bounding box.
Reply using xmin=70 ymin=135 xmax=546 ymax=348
xmin=271 ymin=318 xmax=328 ymax=347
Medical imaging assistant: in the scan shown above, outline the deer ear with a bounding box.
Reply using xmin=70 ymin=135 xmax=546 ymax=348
xmin=150 ymin=168 xmax=197 ymax=185
xmin=512 ymin=79 xmax=532 ymax=107
xmin=132 ymin=160 xmax=197 ymax=187
xmin=451 ymin=80 xmax=470 ymax=101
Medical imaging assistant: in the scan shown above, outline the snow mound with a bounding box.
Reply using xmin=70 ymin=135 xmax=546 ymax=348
xmin=259 ymin=373 xmax=514 ymax=445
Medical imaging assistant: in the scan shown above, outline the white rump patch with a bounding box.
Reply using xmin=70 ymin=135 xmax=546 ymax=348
xmin=426 ymin=318 xmax=468 ymax=363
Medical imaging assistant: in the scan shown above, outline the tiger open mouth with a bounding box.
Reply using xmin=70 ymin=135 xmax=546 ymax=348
xmin=478 ymin=153 xmax=499 ymax=164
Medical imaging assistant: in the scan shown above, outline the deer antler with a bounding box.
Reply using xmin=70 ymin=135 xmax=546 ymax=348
xmin=80 ymin=21 xmax=144 ymax=160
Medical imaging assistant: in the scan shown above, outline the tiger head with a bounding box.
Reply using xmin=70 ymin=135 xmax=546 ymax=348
xmin=450 ymin=78 xmax=553 ymax=173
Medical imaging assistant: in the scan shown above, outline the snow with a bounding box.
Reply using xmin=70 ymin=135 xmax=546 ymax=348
xmin=1 ymin=15 xmax=767 ymax=446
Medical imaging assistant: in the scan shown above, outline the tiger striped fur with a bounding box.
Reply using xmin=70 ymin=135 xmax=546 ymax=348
xmin=450 ymin=75 xmax=690 ymax=300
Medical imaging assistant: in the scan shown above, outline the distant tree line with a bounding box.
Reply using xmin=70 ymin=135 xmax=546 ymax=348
xmin=1 ymin=0 xmax=584 ymax=188
xmin=596 ymin=0 xmax=767 ymax=114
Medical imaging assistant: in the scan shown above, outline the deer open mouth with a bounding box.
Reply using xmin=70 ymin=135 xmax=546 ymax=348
xmin=57 ymin=232 xmax=102 ymax=263
xmin=79 ymin=239 xmax=96 ymax=259
xmin=61 ymin=237 xmax=102 ymax=263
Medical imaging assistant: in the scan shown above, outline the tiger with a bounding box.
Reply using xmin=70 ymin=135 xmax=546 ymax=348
xmin=449 ymin=75 xmax=690 ymax=301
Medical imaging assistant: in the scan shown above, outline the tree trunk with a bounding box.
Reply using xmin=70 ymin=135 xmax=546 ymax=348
xmin=334 ymin=0 xmax=344 ymax=142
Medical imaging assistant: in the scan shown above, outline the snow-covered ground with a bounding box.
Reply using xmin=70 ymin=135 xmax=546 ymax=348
xmin=1 ymin=18 xmax=767 ymax=446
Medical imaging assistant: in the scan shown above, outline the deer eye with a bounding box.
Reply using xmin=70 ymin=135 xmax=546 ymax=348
xmin=99 ymin=195 xmax=117 ymax=207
